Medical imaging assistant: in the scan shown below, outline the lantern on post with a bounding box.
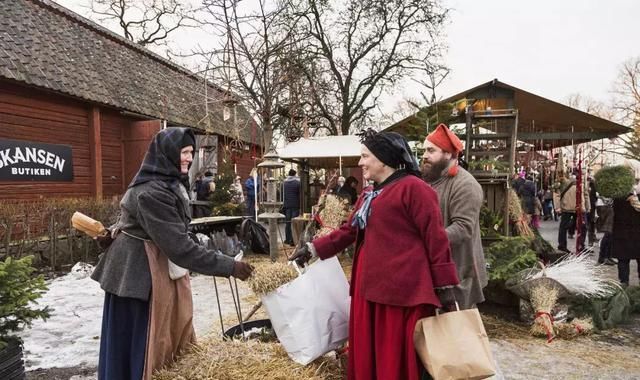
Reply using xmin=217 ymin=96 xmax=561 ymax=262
xmin=257 ymin=149 xmax=285 ymax=262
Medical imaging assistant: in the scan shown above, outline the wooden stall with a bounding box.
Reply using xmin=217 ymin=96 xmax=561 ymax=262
xmin=385 ymin=79 xmax=631 ymax=236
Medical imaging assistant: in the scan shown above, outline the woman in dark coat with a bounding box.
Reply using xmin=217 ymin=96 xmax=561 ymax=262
xmin=290 ymin=129 xmax=459 ymax=380
xmin=92 ymin=127 xmax=253 ymax=379
xmin=611 ymin=192 xmax=640 ymax=286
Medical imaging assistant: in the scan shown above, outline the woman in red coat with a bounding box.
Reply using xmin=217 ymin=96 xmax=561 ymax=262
xmin=291 ymin=129 xmax=459 ymax=380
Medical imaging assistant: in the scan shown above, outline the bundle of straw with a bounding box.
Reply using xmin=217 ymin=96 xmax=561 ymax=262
xmin=555 ymin=318 xmax=593 ymax=339
xmin=526 ymin=253 xmax=620 ymax=298
xmin=247 ymin=262 xmax=298 ymax=295
xmin=529 ymin=284 xmax=559 ymax=342
xmin=507 ymin=189 xmax=534 ymax=239
xmin=314 ymin=195 xmax=350 ymax=239
xmin=153 ymin=338 xmax=343 ymax=380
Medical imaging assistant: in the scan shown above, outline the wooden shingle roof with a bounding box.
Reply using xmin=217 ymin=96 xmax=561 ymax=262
xmin=0 ymin=0 xmax=257 ymax=143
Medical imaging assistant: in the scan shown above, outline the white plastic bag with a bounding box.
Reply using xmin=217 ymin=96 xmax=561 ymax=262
xmin=261 ymin=256 xmax=350 ymax=365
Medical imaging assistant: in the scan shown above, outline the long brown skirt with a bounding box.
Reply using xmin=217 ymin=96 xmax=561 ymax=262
xmin=142 ymin=241 xmax=196 ymax=379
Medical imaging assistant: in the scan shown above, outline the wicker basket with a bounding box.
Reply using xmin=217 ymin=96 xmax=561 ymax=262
xmin=505 ymin=268 xmax=571 ymax=301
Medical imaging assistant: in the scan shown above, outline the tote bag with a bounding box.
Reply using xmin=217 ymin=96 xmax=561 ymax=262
xmin=414 ymin=306 xmax=495 ymax=380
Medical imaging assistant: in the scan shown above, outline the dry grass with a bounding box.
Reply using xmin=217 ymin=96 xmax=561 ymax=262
xmin=481 ymin=313 xmax=531 ymax=340
xmin=153 ymin=338 xmax=345 ymax=380
xmin=247 ymin=262 xmax=298 ymax=295
xmin=314 ymin=195 xmax=350 ymax=239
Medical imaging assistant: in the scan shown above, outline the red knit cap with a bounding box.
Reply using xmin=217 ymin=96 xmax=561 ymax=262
xmin=426 ymin=123 xmax=463 ymax=154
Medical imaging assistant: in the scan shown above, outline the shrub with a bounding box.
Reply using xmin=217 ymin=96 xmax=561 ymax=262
xmin=0 ymin=256 xmax=50 ymax=348
xmin=484 ymin=237 xmax=538 ymax=282
xmin=594 ymin=165 xmax=635 ymax=199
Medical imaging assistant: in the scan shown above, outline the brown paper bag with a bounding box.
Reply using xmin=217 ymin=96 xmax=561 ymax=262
xmin=71 ymin=211 xmax=107 ymax=238
xmin=414 ymin=307 xmax=495 ymax=380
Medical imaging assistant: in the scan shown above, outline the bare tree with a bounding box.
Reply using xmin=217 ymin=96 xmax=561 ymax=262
xmin=89 ymin=0 xmax=196 ymax=46
xmin=293 ymin=0 xmax=449 ymax=135
xmin=612 ymin=57 xmax=640 ymax=160
xmin=191 ymin=0 xmax=310 ymax=149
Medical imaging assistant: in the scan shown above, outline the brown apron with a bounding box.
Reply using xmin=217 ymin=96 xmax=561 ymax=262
xmin=142 ymin=241 xmax=196 ymax=379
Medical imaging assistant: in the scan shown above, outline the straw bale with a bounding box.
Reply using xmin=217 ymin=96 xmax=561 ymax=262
xmin=247 ymin=262 xmax=298 ymax=295
xmin=153 ymin=338 xmax=344 ymax=380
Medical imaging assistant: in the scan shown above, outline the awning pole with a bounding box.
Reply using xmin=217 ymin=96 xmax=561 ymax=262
xmin=339 ymin=156 xmax=343 ymax=175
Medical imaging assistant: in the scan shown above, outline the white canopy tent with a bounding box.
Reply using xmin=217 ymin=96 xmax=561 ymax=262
xmin=278 ymin=135 xmax=362 ymax=169
xmin=278 ymin=135 xmax=362 ymax=212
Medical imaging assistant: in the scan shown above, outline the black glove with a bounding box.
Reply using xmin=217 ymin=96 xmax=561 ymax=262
xmin=232 ymin=261 xmax=254 ymax=281
xmin=289 ymin=244 xmax=312 ymax=267
xmin=95 ymin=229 xmax=113 ymax=251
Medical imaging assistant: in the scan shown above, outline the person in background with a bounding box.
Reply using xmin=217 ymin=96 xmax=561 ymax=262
xmin=193 ymin=170 xmax=215 ymax=218
xmin=542 ymin=186 xmax=554 ymax=221
xmin=511 ymin=172 xmax=525 ymax=194
xmin=519 ymin=175 xmax=537 ymax=225
xmin=587 ymin=176 xmax=598 ymax=245
xmin=612 ymin=187 xmax=640 ymax=287
xmin=532 ymin=196 xmax=543 ymax=229
xmin=554 ymin=174 xmax=589 ymax=253
xmin=333 ymin=176 xmax=346 ymax=194
xmin=283 ymin=169 xmax=301 ymax=246
xmin=92 ymin=127 xmax=253 ymax=380
xmin=245 ymin=168 xmax=260 ymax=220
xmin=290 ymin=129 xmax=458 ymax=380
xmin=337 ymin=176 xmax=359 ymax=206
xmin=421 ymin=123 xmax=488 ymax=309
xmin=230 ymin=175 xmax=245 ymax=205
xmin=595 ymin=196 xmax=615 ymax=265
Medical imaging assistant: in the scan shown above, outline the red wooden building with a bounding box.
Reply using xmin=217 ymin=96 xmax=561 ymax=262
xmin=0 ymin=0 xmax=261 ymax=202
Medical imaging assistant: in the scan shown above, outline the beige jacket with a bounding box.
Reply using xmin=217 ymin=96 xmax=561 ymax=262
xmin=553 ymin=179 xmax=590 ymax=213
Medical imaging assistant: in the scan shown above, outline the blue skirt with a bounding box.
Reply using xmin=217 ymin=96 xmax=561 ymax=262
xmin=98 ymin=292 xmax=149 ymax=380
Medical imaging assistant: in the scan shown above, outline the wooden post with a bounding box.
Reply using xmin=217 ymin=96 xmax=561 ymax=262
xmin=88 ymin=107 xmax=103 ymax=199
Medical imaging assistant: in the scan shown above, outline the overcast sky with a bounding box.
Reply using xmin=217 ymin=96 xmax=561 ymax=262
xmin=55 ymin=0 xmax=640 ymax=108
xmin=439 ymin=0 xmax=640 ymax=104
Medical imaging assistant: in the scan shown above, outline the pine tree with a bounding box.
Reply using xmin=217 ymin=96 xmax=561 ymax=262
xmin=210 ymin=159 xmax=245 ymax=216
xmin=0 ymin=256 xmax=50 ymax=348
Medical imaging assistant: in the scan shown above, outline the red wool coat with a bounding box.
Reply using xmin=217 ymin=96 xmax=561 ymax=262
xmin=313 ymin=175 xmax=459 ymax=307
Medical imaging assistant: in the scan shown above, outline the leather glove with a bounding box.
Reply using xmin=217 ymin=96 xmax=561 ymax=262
xmin=289 ymin=244 xmax=313 ymax=267
xmin=94 ymin=229 xmax=113 ymax=251
xmin=232 ymin=261 xmax=254 ymax=281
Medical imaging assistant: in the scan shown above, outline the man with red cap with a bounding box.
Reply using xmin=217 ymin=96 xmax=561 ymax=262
xmin=422 ymin=123 xmax=487 ymax=309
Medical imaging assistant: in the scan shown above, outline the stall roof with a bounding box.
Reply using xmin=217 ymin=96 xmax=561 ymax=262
xmin=386 ymin=79 xmax=631 ymax=149
xmin=278 ymin=135 xmax=361 ymax=168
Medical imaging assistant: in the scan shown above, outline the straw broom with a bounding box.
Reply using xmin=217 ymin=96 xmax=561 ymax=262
xmin=529 ymin=284 xmax=559 ymax=342
xmin=525 ymin=253 xmax=620 ymax=298
xmin=508 ymin=188 xmax=534 ymax=239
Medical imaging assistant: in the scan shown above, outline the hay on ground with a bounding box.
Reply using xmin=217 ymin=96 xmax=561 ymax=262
xmin=153 ymin=337 xmax=344 ymax=380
